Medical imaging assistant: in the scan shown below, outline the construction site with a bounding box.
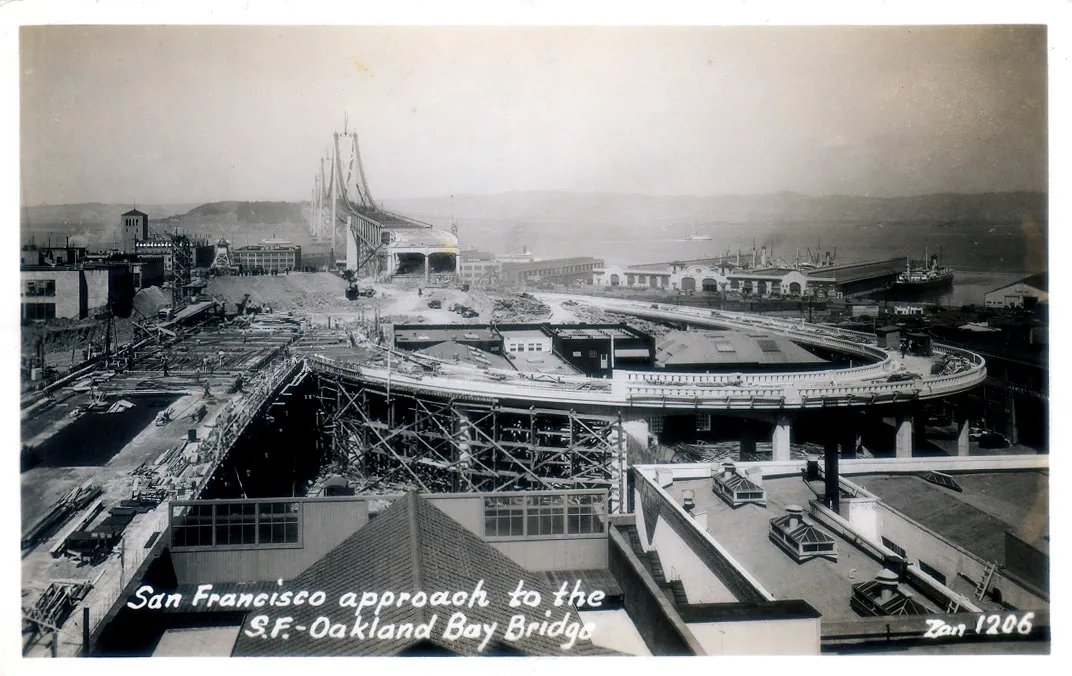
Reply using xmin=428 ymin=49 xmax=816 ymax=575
xmin=19 ymin=125 xmax=1046 ymax=658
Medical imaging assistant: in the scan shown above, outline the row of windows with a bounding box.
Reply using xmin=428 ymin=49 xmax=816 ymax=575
xmin=569 ymin=350 xmax=601 ymax=359
xmin=23 ymin=280 xmax=57 ymax=297
xmin=484 ymin=493 xmax=604 ymax=538
xmin=507 ymin=342 xmax=545 ymax=353
xmin=22 ymin=302 xmax=57 ymax=321
xmin=171 ymin=501 xmax=301 ymax=548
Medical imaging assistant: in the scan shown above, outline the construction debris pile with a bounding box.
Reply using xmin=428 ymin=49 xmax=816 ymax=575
xmin=668 ymin=441 xmax=825 ymax=464
xmin=132 ymin=286 xmax=171 ymax=317
xmin=931 ymin=354 xmax=974 ymax=375
xmin=205 ymin=272 xmax=350 ymax=314
xmin=23 ymin=580 xmax=93 ymax=645
xmin=491 ymin=293 xmax=551 ymax=322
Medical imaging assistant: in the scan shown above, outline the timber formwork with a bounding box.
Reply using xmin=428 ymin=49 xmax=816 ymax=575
xmin=315 ymin=373 xmax=626 ymax=511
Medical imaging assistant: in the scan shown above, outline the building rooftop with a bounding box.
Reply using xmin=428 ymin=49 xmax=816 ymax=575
xmin=801 ymin=258 xmax=904 ymax=283
xmin=390 ymin=229 xmax=458 ymax=249
xmin=416 ymin=341 xmax=513 ymax=370
xmin=989 ymin=273 xmax=1047 ymax=294
xmin=500 ymin=329 xmax=551 ymax=341
xmin=507 ymin=350 xmax=581 ymax=376
xmin=550 ymin=326 xmax=639 ymax=341
xmin=851 ymin=471 xmax=1049 ymax=567
xmin=663 ymin=476 xmax=939 ymax=622
xmin=655 ymin=330 xmax=828 ymax=368
xmin=502 ymin=257 xmax=603 ymax=272
xmin=232 ymin=492 xmax=620 ymax=657
xmin=395 ymin=327 xmax=498 ymax=344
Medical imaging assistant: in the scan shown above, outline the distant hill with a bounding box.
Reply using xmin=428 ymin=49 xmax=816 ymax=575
xmin=385 ymin=190 xmax=1048 ymax=228
xmin=21 ymin=202 xmax=198 ymax=230
xmin=158 ymin=201 xmax=309 ymax=228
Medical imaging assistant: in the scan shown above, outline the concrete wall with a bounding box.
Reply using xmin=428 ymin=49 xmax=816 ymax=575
xmin=632 ymin=468 xmax=771 ymax=603
xmin=83 ymin=267 xmax=113 ymax=312
xmin=607 ymin=528 xmax=703 ymax=655
xmin=21 ymin=269 xmax=82 ymax=319
xmin=650 ymin=517 xmax=737 ymax=603
xmin=170 ymin=500 xmax=368 ymax=583
xmin=688 ymin=617 xmax=820 ymax=655
xmin=870 ymin=498 xmax=1047 ymax=610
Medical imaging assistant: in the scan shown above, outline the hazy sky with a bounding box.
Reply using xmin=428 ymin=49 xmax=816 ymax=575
xmin=20 ymin=24 xmax=1048 ymax=205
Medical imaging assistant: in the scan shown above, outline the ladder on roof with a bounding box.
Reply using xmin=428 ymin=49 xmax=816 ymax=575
xmin=975 ymin=562 xmax=999 ymax=601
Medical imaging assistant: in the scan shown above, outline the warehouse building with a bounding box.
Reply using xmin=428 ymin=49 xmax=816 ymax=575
xmin=20 ymin=263 xmax=135 ymax=321
xmin=984 ymin=274 xmax=1047 ymax=309
xmin=233 ymin=238 xmax=302 ymax=273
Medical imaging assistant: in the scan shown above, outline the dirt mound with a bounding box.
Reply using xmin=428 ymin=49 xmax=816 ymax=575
xmin=205 ymin=272 xmax=351 ymax=313
xmin=133 ymin=286 xmax=170 ymax=317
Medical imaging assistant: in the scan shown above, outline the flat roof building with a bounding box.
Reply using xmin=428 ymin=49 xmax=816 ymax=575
xmin=654 ymin=330 xmax=828 ymax=372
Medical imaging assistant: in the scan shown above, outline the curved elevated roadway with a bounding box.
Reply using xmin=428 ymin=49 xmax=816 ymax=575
xmin=304 ymin=293 xmax=986 ymax=413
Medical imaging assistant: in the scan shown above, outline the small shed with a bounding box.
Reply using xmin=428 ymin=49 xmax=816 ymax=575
xmin=875 ymin=326 xmax=901 ymax=350
xmin=905 ymin=331 xmax=933 ymax=357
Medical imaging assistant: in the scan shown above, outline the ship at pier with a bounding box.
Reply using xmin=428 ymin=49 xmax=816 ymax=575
xmin=891 ymin=251 xmax=954 ymax=293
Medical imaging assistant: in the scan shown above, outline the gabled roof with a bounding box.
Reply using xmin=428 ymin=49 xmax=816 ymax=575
xmin=122 ymin=208 xmax=148 ymax=217
xmin=231 ymin=492 xmax=619 ymax=657
xmin=989 ymin=273 xmax=1047 ymax=295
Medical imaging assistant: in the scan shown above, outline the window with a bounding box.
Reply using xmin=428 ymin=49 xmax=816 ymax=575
xmin=527 ymin=495 xmax=566 ymax=535
xmin=23 ymin=280 xmax=56 ymax=297
xmin=171 ymin=501 xmax=301 ymax=548
xmin=534 ymin=344 xmax=543 ymax=352
xmin=258 ymin=502 xmax=300 ymax=544
xmin=22 ymin=303 xmax=56 ymax=321
xmin=696 ymin=414 xmax=711 ymax=432
xmin=484 ymin=493 xmax=605 ymax=538
xmin=881 ymin=536 xmax=907 ymax=558
xmin=484 ymin=496 xmax=525 ymax=537
xmin=918 ymin=560 xmax=946 ymax=585
xmin=215 ymin=502 xmax=257 ymax=545
xmin=649 ymin=416 xmax=664 ymax=433
xmin=567 ymin=494 xmax=601 ymax=534
xmin=172 ymin=504 xmax=214 ymax=547
xmin=588 ymin=350 xmax=597 ymax=359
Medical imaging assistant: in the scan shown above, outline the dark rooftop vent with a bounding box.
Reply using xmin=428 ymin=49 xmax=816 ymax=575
xmin=920 ymin=470 xmax=963 ymax=492
xmin=712 ymin=462 xmax=766 ymax=508
xmin=769 ymin=505 xmax=838 ymax=562
xmin=851 ymin=569 xmax=929 ymax=617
